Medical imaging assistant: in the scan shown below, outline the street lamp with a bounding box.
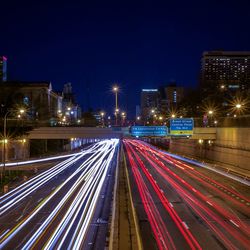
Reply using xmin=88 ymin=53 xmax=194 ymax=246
xmin=235 ymin=103 xmax=242 ymax=109
xmin=100 ymin=112 xmax=105 ymax=127
xmin=121 ymin=112 xmax=126 ymax=126
xmin=1 ymin=109 xmax=25 ymax=180
xmin=113 ymin=85 xmax=119 ymax=126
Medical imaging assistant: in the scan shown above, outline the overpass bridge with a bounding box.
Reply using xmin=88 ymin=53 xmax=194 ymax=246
xmin=27 ymin=127 xmax=216 ymax=140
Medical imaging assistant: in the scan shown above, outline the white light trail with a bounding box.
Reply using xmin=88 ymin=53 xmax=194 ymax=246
xmin=0 ymin=139 xmax=119 ymax=250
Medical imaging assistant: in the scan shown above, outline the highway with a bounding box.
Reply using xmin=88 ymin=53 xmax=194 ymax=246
xmin=123 ymin=139 xmax=250 ymax=250
xmin=0 ymin=139 xmax=119 ymax=249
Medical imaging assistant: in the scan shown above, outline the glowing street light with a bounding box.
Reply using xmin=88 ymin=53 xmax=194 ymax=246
xmin=1 ymin=108 xmax=26 ymax=179
xmin=208 ymin=110 xmax=213 ymax=115
xmin=100 ymin=112 xmax=105 ymax=127
xmin=113 ymin=85 xmax=119 ymax=126
xmin=235 ymin=103 xmax=242 ymax=109
xmin=121 ymin=112 xmax=126 ymax=126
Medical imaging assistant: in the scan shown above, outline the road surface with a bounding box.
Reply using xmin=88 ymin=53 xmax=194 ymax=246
xmin=123 ymin=139 xmax=250 ymax=250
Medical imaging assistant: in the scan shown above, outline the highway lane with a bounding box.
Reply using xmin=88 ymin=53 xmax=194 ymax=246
xmin=123 ymin=139 xmax=250 ymax=250
xmin=0 ymin=139 xmax=119 ymax=249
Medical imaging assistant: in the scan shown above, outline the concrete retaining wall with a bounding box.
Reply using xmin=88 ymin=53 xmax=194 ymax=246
xmin=169 ymin=127 xmax=250 ymax=174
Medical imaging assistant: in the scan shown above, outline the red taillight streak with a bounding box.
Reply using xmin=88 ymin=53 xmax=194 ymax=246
xmin=133 ymin=144 xmax=250 ymax=248
xmin=126 ymin=142 xmax=202 ymax=250
xmin=125 ymin=144 xmax=175 ymax=250
xmin=140 ymin=146 xmax=250 ymax=231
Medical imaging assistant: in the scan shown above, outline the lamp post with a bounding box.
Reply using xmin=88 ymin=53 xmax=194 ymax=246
xmin=121 ymin=112 xmax=126 ymax=126
xmin=113 ymin=85 xmax=119 ymax=126
xmin=100 ymin=112 xmax=105 ymax=127
xmin=1 ymin=109 xmax=25 ymax=180
xmin=2 ymin=110 xmax=11 ymax=180
xmin=208 ymin=110 xmax=214 ymax=127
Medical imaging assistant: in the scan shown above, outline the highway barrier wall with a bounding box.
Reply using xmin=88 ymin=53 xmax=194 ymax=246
xmin=169 ymin=127 xmax=250 ymax=175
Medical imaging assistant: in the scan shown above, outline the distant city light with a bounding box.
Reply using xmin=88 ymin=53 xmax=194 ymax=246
xmin=142 ymin=89 xmax=158 ymax=92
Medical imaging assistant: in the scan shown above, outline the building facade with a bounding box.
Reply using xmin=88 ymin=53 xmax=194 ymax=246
xmin=201 ymin=51 xmax=250 ymax=93
xmin=61 ymin=82 xmax=81 ymax=125
xmin=140 ymin=89 xmax=160 ymax=121
xmin=0 ymin=81 xmax=62 ymax=122
xmin=164 ymin=83 xmax=184 ymax=109
xmin=0 ymin=56 xmax=7 ymax=82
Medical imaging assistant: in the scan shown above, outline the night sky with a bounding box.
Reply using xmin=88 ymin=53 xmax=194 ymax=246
xmin=1 ymin=0 xmax=250 ymax=118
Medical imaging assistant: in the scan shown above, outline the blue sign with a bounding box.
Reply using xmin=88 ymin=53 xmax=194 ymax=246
xmin=170 ymin=119 xmax=194 ymax=135
xmin=130 ymin=126 xmax=168 ymax=137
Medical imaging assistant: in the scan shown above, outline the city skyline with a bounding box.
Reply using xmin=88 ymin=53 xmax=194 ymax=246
xmin=1 ymin=1 xmax=250 ymax=116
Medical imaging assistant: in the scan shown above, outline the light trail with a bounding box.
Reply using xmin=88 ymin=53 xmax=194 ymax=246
xmin=141 ymin=141 xmax=250 ymax=186
xmin=133 ymin=140 xmax=250 ymax=219
xmin=125 ymin=140 xmax=250 ymax=249
xmin=125 ymin=142 xmax=176 ymax=250
xmin=124 ymin=141 xmax=201 ymax=250
xmin=0 ymin=142 xmax=104 ymax=213
xmin=0 ymin=139 xmax=119 ymax=249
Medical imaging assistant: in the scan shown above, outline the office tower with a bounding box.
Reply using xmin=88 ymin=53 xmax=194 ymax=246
xmin=201 ymin=51 xmax=250 ymax=93
xmin=140 ymin=89 xmax=160 ymax=120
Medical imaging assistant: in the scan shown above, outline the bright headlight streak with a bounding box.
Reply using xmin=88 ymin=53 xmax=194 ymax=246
xmin=0 ymin=141 xmax=104 ymax=167
xmin=61 ymin=155 xmax=114 ymax=249
xmin=0 ymin=156 xmax=76 ymax=204
xmin=39 ymin=147 xmax=114 ymax=248
xmin=72 ymin=149 xmax=116 ymax=249
xmin=22 ymin=170 xmax=93 ymax=249
xmin=0 ymin=142 xmax=112 ymax=247
xmin=0 ymin=140 xmax=118 ymax=249
xmin=45 ymin=160 xmax=107 ymax=250
xmin=0 ymin=154 xmax=85 ymax=215
xmin=23 ymin=143 xmax=116 ymax=249
xmin=41 ymin=141 xmax=118 ymax=249
xmin=0 ymin=142 xmax=105 ymax=210
xmin=0 ymin=142 xmax=101 ymax=203
xmin=70 ymin=144 xmax=117 ymax=248
xmin=0 ymin=153 xmax=82 ymax=167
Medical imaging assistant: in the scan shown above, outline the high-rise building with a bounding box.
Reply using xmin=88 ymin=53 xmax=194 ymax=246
xmin=0 ymin=56 xmax=7 ymax=82
xmin=140 ymin=89 xmax=160 ymax=120
xmin=164 ymin=83 xmax=184 ymax=108
xmin=201 ymin=51 xmax=250 ymax=93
